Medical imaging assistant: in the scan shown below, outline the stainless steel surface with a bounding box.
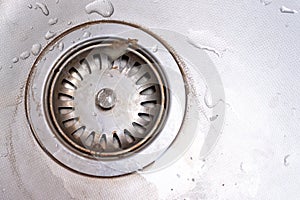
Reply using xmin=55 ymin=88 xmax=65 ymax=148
xmin=47 ymin=37 xmax=169 ymax=158
xmin=25 ymin=21 xmax=186 ymax=177
xmin=1 ymin=0 xmax=300 ymax=199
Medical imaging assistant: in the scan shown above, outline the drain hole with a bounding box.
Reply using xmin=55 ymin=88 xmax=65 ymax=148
xmin=58 ymin=93 xmax=74 ymax=101
xmin=122 ymin=55 xmax=129 ymax=62
xmin=62 ymin=79 xmax=77 ymax=90
xmin=141 ymin=101 xmax=157 ymax=108
xmin=63 ymin=118 xmax=79 ymax=128
xmin=138 ymin=113 xmax=152 ymax=122
xmin=113 ymin=133 xmax=122 ymax=148
xmin=100 ymin=134 xmax=107 ymax=149
xmin=69 ymin=67 xmax=83 ymax=81
xmin=140 ymin=85 xmax=156 ymax=95
xmin=58 ymin=107 xmax=74 ymax=114
xmin=124 ymin=129 xmax=135 ymax=143
xmin=136 ymin=72 xmax=151 ymax=85
xmin=93 ymin=54 xmax=102 ymax=70
xmin=85 ymin=132 xmax=95 ymax=147
xmin=72 ymin=126 xmax=86 ymax=140
xmin=80 ymin=59 xmax=92 ymax=74
xmin=118 ymin=55 xmax=130 ymax=71
xmin=46 ymin=38 xmax=169 ymax=159
xmin=132 ymin=122 xmax=146 ymax=134
xmin=128 ymin=62 xmax=141 ymax=76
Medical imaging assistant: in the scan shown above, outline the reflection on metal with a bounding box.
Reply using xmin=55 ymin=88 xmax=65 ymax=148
xmin=25 ymin=21 xmax=186 ymax=176
xmin=47 ymin=37 xmax=168 ymax=158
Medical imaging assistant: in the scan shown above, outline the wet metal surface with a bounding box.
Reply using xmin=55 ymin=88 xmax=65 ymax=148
xmin=1 ymin=0 xmax=300 ymax=199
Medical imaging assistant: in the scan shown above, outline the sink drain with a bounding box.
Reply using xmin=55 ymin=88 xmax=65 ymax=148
xmin=26 ymin=20 xmax=186 ymax=176
xmin=47 ymin=38 xmax=168 ymax=158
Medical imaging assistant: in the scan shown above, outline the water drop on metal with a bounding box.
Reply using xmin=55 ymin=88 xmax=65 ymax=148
xmin=20 ymin=51 xmax=30 ymax=60
xmin=58 ymin=42 xmax=64 ymax=51
xmin=259 ymin=0 xmax=272 ymax=6
xmin=152 ymin=44 xmax=158 ymax=53
xmin=83 ymin=31 xmax=91 ymax=38
xmin=48 ymin=18 xmax=58 ymax=25
xmin=85 ymin=0 xmax=114 ymax=18
xmin=35 ymin=2 xmax=50 ymax=16
xmin=12 ymin=57 xmax=19 ymax=63
xmin=31 ymin=43 xmax=42 ymax=56
xmin=45 ymin=31 xmax=56 ymax=40
xmin=49 ymin=45 xmax=55 ymax=51
xmin=280 ymin=6 xmax=298 ymax=14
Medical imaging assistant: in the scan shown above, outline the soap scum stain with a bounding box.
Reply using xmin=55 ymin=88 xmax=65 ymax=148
xmin=6 ymin=81 xmax=74 ymax=199
xmin=5 ymin=83 xmax=34 ymax=199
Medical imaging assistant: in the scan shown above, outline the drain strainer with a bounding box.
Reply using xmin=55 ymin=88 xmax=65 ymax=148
xmin=47 ymin=38 xmax=168 ymax=158
xmin=26 ymin=21 xmax=186 ymax=176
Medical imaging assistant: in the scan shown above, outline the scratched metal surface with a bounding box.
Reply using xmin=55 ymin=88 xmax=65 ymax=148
xmin=1 ymin=0 xmax=300 ymax=199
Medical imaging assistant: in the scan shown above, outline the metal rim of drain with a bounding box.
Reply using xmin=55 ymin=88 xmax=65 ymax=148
xmin=25 ymin=20 xmax=187 ymax=177
xmin=47 ymin=37 xmax=169 ymax=159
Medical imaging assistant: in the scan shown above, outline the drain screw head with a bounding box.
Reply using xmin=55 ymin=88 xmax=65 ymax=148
xmin=96 ymin=88 xmax=117 ymax=110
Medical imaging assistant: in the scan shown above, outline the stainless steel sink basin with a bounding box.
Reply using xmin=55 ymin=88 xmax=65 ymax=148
xmin=1 ymin=0 xmax=299 ymax=199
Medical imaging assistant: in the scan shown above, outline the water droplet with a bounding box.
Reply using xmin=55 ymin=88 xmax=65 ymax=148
xmin=28 ymin=4 xmax=33 ymax=9
xmin=49 ymin=45 xmax=55 ymax=51
xmin=152 ymin=44 xmax=158 ymax=53
xmin=204 ymin=87 xmax=224 ymax=108
xmin=36 ymin=2 xmax=49 ymax=16
xmin=31 ymin=43 xmax=42 ymax=56
xmin=83 ymin=31 xmax=91 ymax=38
xmin=187 ymin=29 xmax=228 ymax=57
xmin=20 ymin=51 xmax=30 ymax=60
xmin=106 ymin=72 xmax=113 ymax=77
xmin=12 ymin=57 xmax=19 ymax=63
xmin=259 ymin=0 xmax=272 ymax=6
xmin=45 ymin=30 xmax=56 ymax=40
xmin=48 ymin=18 xmax=58 ymax=25
xmin=56 ymin=0 xmax=59 ymax=4
xmin=210 ymin=115 xmax=219 ymax=121
xmin=284 ymin=154 xmax=290 ymax=166
xmin=92 ymin=112 xmax=97 ymax=116
xmin=240 ymin=162 xmax=245 ymax=172
xmin=67 ymin=21 xmax=72 ymax=25
xmin=280 ymin=6 xmax=298 ymax=14
xmin=58 ymin=42 xmax=64 ymax=51
xmin=85 ymin=0 xmax=114 ymax=18
xmin=9 ymin=65 xmax=13 ymax=69
xmin=55 ymin=144 xmax=58 ymax=148
xmin=30 ymin=26 xmax=34 ymax=30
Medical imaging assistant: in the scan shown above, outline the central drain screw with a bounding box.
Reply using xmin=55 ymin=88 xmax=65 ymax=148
xmin=96 ymin=88 xmax=117 ymax=110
